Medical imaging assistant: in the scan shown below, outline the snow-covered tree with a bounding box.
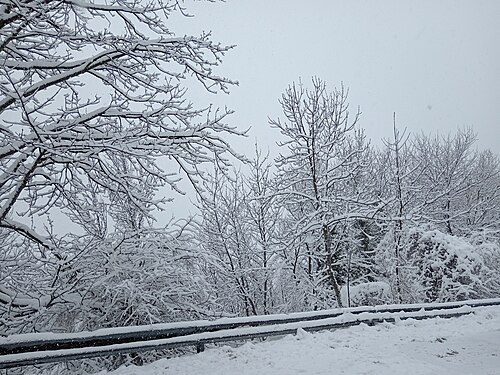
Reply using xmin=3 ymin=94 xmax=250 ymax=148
xmin=196 ymin=146 xmax=291 ymax=316
xmin=270 ymin=78 xmax=380 ymax=308
xmin=244 ymin=147 xmax=283 ymax=314
xmin=460 ymin=149 xmax=500 ymax=234
xmin=0 ymin=0 xmax=240 ymax=334
xmin=413 ymin=128 xmax=481 ymax=234
xmin=375 ymin=118 xmax=422 ymax=302
xmin=375 ymin=125 xmax=500 ymax=304
xmin=197 ymin=168 xmax=260 ymax=316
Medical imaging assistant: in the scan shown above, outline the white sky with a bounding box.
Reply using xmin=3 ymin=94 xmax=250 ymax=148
xmin=173 ymin=0 xmax=500 ymax=155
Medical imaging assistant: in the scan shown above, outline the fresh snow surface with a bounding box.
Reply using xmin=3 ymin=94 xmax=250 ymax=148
xmin=101 ymin=306 xmax=500 ymax=375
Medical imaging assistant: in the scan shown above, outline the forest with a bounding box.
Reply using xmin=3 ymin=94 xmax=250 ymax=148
xmin=1 ymin=0 xmax=499 ymax=372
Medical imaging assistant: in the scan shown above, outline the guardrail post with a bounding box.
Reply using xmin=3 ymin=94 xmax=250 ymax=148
xmin=196 ymin=342 xmax=205 ymax=353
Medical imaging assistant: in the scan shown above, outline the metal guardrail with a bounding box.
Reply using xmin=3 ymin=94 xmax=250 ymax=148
xmin=1 ymin=298 xmax=499 ymax=369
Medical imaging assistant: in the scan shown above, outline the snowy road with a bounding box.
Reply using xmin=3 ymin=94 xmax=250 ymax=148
xmin=103 ymin=306 xmax=500 ymax=375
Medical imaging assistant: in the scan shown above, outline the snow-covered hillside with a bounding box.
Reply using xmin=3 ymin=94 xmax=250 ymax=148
xmin=101 ymin=306 xmax=500 ymax=375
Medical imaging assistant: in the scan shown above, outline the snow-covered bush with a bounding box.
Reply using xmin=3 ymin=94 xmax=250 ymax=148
xmin=341 ymin=281 xmax=392 ymax=307
xmin=376 ymin=225 xmax=500 ymax=303
xmin=409 ymin=229 xmax=480 ymax=301
xmin=80 ymin=231 xmax=215 ymax=331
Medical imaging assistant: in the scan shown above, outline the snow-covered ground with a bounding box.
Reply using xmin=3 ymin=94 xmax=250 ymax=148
xmin=102 ymin=306 xmax=500 ymax=375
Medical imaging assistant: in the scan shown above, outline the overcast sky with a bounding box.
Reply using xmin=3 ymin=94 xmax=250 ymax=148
xmin=173 ymin=0 xmax=500 ymax=156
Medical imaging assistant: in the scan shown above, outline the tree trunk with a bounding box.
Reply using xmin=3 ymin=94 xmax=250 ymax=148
xmin=323 ymin=224 xmax=343 ymax=307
